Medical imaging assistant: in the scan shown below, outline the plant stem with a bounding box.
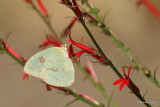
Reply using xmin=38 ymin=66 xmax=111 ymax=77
xmin=74 ymin=59 xmax=119 ymax=107
xmin=82 ymin=0 xmax=160 ymax=88
xmin=79 ymin=18 xmax=151 ymax=107
xmin=26 ymin=2 xmax=119 ymax=106
xmin=29 ymin=1 xmax=61 ymax=42
xmin=0 ymin=43 xmax=103 ymax=107
xmin=54 ymin=87 xmax=104 ymax=107
xmin=66 ymin=88 xmax=104 ymax=107
xmin=0 ymin=45 xmax=25 ymax=66
xmin=80 ymin=21 xmax=123 ymax=79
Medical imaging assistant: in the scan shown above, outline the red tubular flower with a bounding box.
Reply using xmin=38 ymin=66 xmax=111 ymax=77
xmin=25 ymin=0 xmax=31 ymax=3
xmin=113 ymin=65 xmax=132 ymax=91
xmin=61 ymin=0 xmax=69 ymax=4
xmin=23 ymin=73 xmax=29 ymax=80
xmin=73 ymin=50 xmax=84 ymax=63
xmin=78 ymin=92 xmax=100 ymax=105
xmin=68 ymin=32 xmax=96 ymax=55
xmin=137 ymin=0 xmax=160 ymax=18
xmin=4 ymin=43 xmax=28 ymax=79
xmin=61 ymin=0 xmax=66 ymax=4
xmin=37 ymin=0 xmax=48 ymax=17
xmin=68 ymin=39 xmax=96 ymax=54
xmin=39 ymin=33 xmax=61 ymax=47
xmin=62 ymin=17 xmax=78 ymax=36
xmin=68 ymin=44 xmax=74 ymax=58
xmin=72 ymin=0 xmax=83 ymax=18
xmin=92 ymin=55 xmax=108 ymax=65
xmin=3 ymin=42 xmax=27 ymax=63
xmin=67 ymin=31 xmax=108 ymax=65
xmin=46 ymin=84 xmax=52 ymax=91
xmin=84 ymin=60 xmax=99 ymax=83
xmin=83 ymin=12 xmax=99 ymax=25
xmin=1 ymin=38 xmax=28 ymax=80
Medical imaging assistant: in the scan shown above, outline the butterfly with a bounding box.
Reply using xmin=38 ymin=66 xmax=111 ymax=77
xmin=24 ymin=45 xmax=75 ymax=87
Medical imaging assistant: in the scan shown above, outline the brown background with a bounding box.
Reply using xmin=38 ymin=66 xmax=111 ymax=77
xmin=0 ymin=0 xmax=160 ymax=107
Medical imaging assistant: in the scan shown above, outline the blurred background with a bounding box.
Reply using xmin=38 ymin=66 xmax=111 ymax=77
xmin=0 ymin=0 xmax=160 ymax=107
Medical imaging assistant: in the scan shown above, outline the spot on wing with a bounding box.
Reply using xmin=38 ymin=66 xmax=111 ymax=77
xmin=51 ymin=67 xmax=58 ymax=72
xmin=46 ymin=67 xmax=59 ymax=72
xmin=39 ymin=57 xmax=45 ymax=63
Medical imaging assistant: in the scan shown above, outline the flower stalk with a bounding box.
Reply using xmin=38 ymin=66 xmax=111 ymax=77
xmin=74 ymin=59 xmax=118 ymax=107
xmin=25 ymin=0 xmax=61 ymax=42
xmin=81 ymin=0 xmax=160 ymax=88
xmin=0 ymin=39 xmax=25 ymax=66
xmin=62 ymin=1 xmax=152 ymax=106
xmin=0 ymin=37 xmax=104 ymax=107
xmin=24 ymin=1 xmax=118 ymax=106
xmin=137 ymin=0 xmax=160 ymax=18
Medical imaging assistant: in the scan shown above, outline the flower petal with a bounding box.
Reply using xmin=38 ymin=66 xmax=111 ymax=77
xmin=37 ymin=0 xmax=48 ymax=17
xmin=78 ymin=92 xmax=99 ymax=105
xmin=87 ymin=60 xmax=99 ymax=83
xmin=73 ymin=50 xmax=84 ymax=63
xmin=128 ymin=65 xmax=132 ymax=77
xmin=122 ymin=66 xmax=125 ymax=73
xmin=46 ymin=84 xmax=52 ymax=91
xmin=113 ymin=78 xmax=125 ymax=85
xmin=72 ymin=0 xmax=83 ymax=18
xmin=141 ymin=0 xmax=160 ymax=18
xmin=39 ymin=40 xmax=51 ymax=48
xmin=92 ymin=55 xmax=108 ymax=65
xmin=126 ymin=79 xmax=130 ymax=86
xmin=68 ymin=31 xmax=96 ymax=55
xmin=62 ymin=17 xmax=78 ymax=36
xmin=3 ymin=42 xmax=23 ymax=60
xmin=119 ymin=81 xmax=126 ymax=91
xmin=25 ymin=0 xmax=31 ymax=3
xmin=68 ymin=44 xmax=74 ymax=58
xmin=83 ymin=12 xmax=99 ymax=25
xmin=23 ymin=73 xmax=29 ymax=80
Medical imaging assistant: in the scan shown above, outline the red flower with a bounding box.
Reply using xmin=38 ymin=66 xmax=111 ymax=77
xmin=0 ymin=37 xmax=28 ymax=79
xmin=61 ymin=0 xmax=68 ymax=4
xmin=46 ymin=84 xmax=52 ymax=91
xmin=83 ymin=12 xmax=99 ymax=25
xmin=23 ymin=73 xmax=29 ymax=80
xmin=71 ymin=0 xmax=83 ymax=18
xmin=25 ymin=0 xmax=31 ymax=3
xmin=84 ymin=60 xmax=99 ymax=83
xmin=92 ymin=55 xmax=108 ymax=65
xmin=73 ymin=50 xmax=84 ymax=63
xmin=68 ymin=44 xmax=74 ymax=58
xmin=137 ymin=0 xmax=160 ymax=18
xmin=62 ymin=17 xmax=78 ymax=36
xmin=2 ymin=42 xmax=27 ymax=62
xmin=37 ymin=0 xmax=48 ymax=17
xmin=68 ymin=32 xmax=96 ymax=55
xmin=78 ymin=92 xmax=100 ymax=105
xmin=3 ymin=43 xmax=22 ymax=59
xmin=67 ymin=31 xmax=108 ymax=65
xmin=113 ymin=65 xmax=132 ymax=91
xmin=39 ymin=33 xmax=61 ymax=47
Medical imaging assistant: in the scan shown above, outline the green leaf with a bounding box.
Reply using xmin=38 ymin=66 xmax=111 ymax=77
xmin=143 ymin=90 xmax=148 ymax=99
xmin=65 ymin=99 xmax=78 ymax=107
xmin=153 ymin=65 xmax=160 ymax=81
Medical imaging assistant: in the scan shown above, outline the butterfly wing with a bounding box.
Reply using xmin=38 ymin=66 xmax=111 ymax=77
xmin=24 ymin=47 xmax=59 ymax=79
xmin=42 ymin=47 xmax=75 ymax=87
